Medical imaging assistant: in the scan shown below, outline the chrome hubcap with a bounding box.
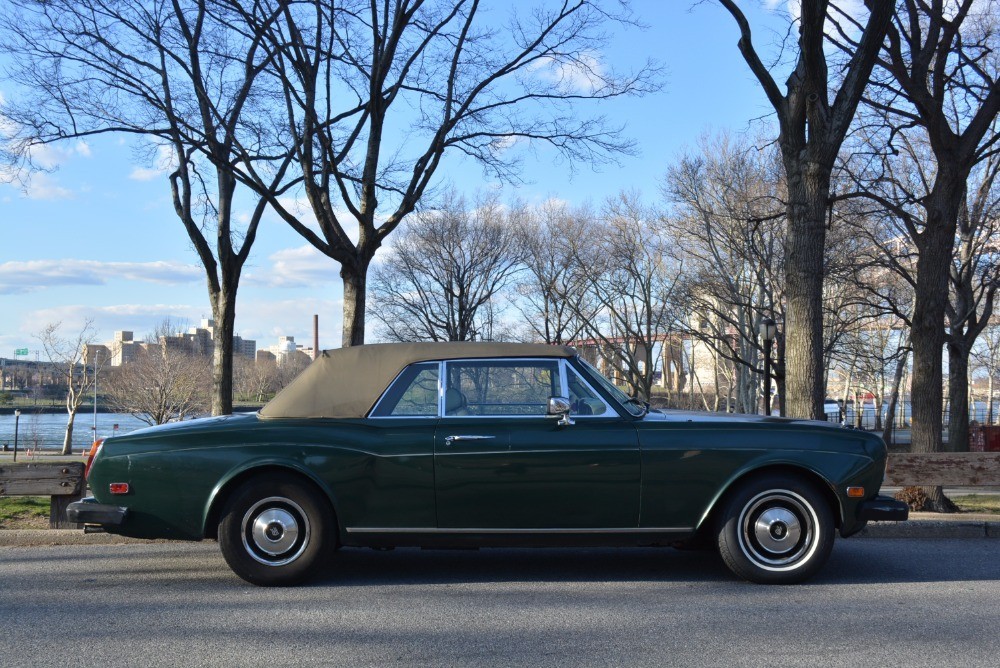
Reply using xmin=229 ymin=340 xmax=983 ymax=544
xmin=754 ymin=507 xmax=801 ymax=554
xmin=242 ymin=497 xmax=310 ymax=567
xmin=737 ymin=490 xmax=818 ymax=572
xmin=251 ymin=508 xmax=300 ymax=556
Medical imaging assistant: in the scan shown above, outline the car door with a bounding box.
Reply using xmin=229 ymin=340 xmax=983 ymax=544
xmin=434 ymin=358 xmax=640 ymax=530
xmin=354 ymin=361 xmax=441 ymax=530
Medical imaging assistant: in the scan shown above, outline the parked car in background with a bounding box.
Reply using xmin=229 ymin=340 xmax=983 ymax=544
xmin=70 ymin=342 xmax=907 ymax=586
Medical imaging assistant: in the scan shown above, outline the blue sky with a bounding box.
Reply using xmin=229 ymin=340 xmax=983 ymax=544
xmin=0 ymin=1 xmax=793 ymax=356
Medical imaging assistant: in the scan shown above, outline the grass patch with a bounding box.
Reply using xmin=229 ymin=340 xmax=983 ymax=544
xmin=0 ymin=496 xmax=49 ymax=528
xmin=951 ymin=494 xmax=1000 ymax=515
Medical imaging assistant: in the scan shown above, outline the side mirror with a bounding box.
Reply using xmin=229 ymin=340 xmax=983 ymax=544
xmin=547 ymin=396 xmax=575 ymax=426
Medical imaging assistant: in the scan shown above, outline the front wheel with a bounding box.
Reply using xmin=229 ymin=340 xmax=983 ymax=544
xmin=715 ymin=474 xmax=835 ymax=584
xmin=218 ymin=473 xmax=335 ymax=586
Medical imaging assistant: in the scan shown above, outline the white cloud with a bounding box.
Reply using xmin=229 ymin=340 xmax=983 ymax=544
xmin=23 ymin=173 xmax=73 ymax=200
xmin=533 ymin=52 xmax=607 ymax=94
xmin=234 ymin=297 xmax=343 ymax=350
xmin=0 ymin=259 xmax=203 ymax=294
xmin=246 ymin=245 xmax=340 ymax=289
xmin=21 ymin=303 xmax=202 ymax=344
xmin=129 ymin=144 xmax=177 ymax=181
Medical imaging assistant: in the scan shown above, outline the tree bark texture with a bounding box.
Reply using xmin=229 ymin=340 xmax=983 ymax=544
xmin=211 ymin=289 xmax=237 ymax=416
xmin=782 ymin=159 xmax=830 ymax=419
xmin=947 ymin=338 xmax=971 ymax=453
xmin=910 ymin=188 xmax=964 ymax=456
xmin=341 ymin=260 xmax=369 ymax=347
xmin=61 ymin=412 xmax=76 ymax=456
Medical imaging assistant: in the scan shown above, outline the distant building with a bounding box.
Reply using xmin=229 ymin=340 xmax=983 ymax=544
xmin=86 ymin=320 xmax=256 ymax=367
xmin=264 ymin=335 xmax=315 ymax=366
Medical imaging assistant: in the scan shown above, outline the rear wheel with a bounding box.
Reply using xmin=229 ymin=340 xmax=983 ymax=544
xmin=218 ymin=473 xmax=335 ymax=586
xmin=715 ymin=473 xmax=834 ymax=584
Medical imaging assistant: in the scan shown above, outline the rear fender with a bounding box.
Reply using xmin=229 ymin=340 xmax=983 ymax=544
xmin=202 ymin=459 xmax=340 ymax=539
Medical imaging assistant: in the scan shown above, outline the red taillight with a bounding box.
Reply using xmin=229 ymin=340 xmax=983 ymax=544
xmin=109 ymin=483 xmax=130 ymax=495
xmin=84 ymin=439 xmax=105 ymax=480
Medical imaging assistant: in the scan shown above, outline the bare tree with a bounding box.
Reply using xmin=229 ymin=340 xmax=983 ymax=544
xmin=104 ymin=347 xmax=210 ymax=425
xmin=515 ymin=200 xmax=597 ymax=345
xmin=664 ymin=132 xmax=786 ymax=414
xmin=945 ymin=153 xmax=1000 ymax=451
xmin=370 ymin=191 xmax=524 ymax=342
xmin=833 ymin=0 xmax=1000 ymax=509
xmin=229 ymin=0 xmax=659 ymax=346
xmin=234 ymin=355 xmax=279 ymax=404
xmin=569 ymin=192 xmax=682 ymax=401
xmin=36 ymin=320 xmax=102 ymax=454
xmin=971 ymin=318 xmax=1000 ymax=424
xmin=717 ymin=0 xmax=893 ymax=419
xmin=0 ymin=0 xmax=292 ymax=415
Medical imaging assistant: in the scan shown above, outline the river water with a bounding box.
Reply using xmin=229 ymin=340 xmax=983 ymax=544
xmin=1 ymin=412 xmax=162 ymax=453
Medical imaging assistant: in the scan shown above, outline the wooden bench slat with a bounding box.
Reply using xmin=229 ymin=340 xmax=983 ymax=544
xmin=886 ymin=453 xmax=1000 ymax=487
xmin=0 ymin=463 xmax=84 ymax=496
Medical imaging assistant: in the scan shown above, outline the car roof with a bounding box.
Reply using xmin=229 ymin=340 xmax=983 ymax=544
xmin=259 ymin=341 xmax=576 ymax=419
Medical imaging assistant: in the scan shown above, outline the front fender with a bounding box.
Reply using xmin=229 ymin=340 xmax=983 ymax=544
xmin=693 ymin=451 xmax=876 ymax=533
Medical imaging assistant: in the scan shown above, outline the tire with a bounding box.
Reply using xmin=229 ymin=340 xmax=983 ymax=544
xmin=218 ymin=473 xmax=335 ymax=586
xmin=715 ymin=473 xmax=835 ymax=584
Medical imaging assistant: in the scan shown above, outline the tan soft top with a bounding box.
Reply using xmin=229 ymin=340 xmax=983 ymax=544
xmin=259 ymin=342 xmax=576 ymax=419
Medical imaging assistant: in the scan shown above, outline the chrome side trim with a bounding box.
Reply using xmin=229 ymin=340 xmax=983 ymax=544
xmin=444 ymin=434 xmax=496 ymax=444
xmin=345 ymin=527 xmax=692 ymax=534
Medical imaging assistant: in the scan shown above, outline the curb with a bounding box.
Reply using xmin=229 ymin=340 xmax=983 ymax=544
xmin=0 ymin=530 xmax=177 ymax=548
xmin=859 ymin=520 xmax=1000 ymax=539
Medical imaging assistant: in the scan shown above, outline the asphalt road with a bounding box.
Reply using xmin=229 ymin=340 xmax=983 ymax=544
xmin=1 ymin=540 xmax=998 ymax=667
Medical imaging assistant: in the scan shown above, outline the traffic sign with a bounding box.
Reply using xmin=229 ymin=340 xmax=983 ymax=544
xmin=15 ymin=348 xmax=28 ymax=356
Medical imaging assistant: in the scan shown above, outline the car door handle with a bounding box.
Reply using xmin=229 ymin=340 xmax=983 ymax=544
xmin=444 ymin=435 xmax=496 ymax=445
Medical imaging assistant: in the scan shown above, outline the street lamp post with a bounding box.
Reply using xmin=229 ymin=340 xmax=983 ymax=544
xmin=759 ymin=318 xmax=777 ymax=416
xmin=93 ymin=351 xmax=100 ymax=445
xmin=13 ymin=408 xmax=21 ymax=462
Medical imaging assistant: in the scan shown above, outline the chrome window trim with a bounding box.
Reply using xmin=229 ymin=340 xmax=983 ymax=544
xmin=442 ymin=357 xmax=565 ymax=419
xmin=368 ymin=361 xmax=442 ymax=418
xmin=561 ymin=359 xmax=614 ymax=418
xmin=370 ymin=357 xmax=614 ymax=420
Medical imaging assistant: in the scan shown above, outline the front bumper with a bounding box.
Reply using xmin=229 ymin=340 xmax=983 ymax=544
xmin=858 ymin=495 xmax=909 ymax=522
xmin=66 ymin=497 xmax=128 ymax=527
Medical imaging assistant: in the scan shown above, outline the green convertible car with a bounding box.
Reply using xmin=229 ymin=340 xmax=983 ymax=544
xmin=69 ymin=342 xmax=907 ymax=586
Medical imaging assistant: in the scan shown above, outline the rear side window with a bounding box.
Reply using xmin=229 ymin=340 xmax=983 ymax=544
xmin=370 ymin=362 xmax=440 ymax=417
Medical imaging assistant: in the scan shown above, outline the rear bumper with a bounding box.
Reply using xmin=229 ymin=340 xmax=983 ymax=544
xmin=858 ymin=495 xmax=909 ymax=522
xmin=66 ymin=497 xmax=128 ymax=527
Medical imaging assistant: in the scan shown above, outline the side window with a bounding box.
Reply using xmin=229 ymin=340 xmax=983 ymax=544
xmin=446 ymin=360 xmax=560 ymax=416
xmin=566 ymin=365 xmax=612 ymax=416
xmin=370 ymin=362 xmax=440 ymax=417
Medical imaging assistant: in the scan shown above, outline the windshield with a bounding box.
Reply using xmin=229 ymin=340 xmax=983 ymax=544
xmin=576 ymin=358 xmax=645 ymax=417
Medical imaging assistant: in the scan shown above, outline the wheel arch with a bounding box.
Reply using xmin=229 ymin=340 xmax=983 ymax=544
xmin=202 ymin=463 xmax=339 ymax=540
xmin=695 ymin=463 xmax=842 ymax=535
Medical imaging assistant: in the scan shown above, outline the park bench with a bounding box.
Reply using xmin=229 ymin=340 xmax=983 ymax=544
xmin=0 ymin=462 xmax=84 ymax=529
xmin=885 ymin=452 xmax=1000 ymax=487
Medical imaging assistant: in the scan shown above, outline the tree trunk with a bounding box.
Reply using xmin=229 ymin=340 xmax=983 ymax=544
xmin=882 ymin=347 xmax=909 ymax=445
xmin=989 ymin=371 xmax=995 ymax=424
xmin=947 ymin=338 xmax=971 ymax=452
xmin=782 ymin=159 xmax=830 ymax=419
xmin=62 ymin=410 xmax=76 ymax=455
xmin=341 ymin=260 xmax=369 ymax=347
xmin=911 ymin=190 xmax=962 ymax=512
xmin=210 ymin=289 xmax=236 ymax=416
